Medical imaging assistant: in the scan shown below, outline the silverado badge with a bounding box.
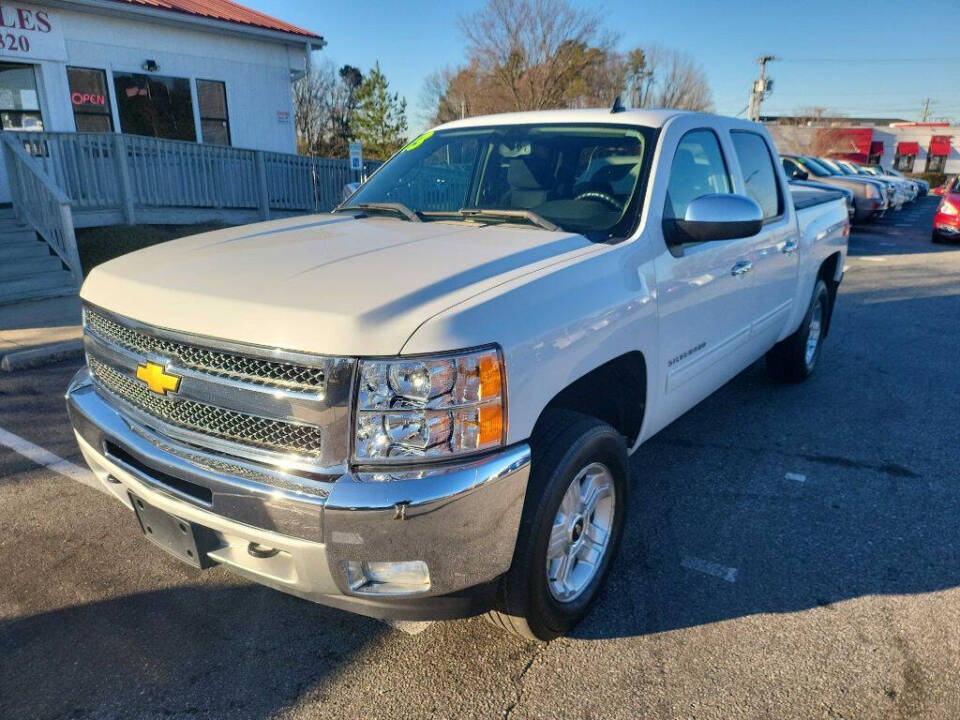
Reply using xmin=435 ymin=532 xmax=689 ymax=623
xmin=135 ymin=361 xmax=181 ymax=395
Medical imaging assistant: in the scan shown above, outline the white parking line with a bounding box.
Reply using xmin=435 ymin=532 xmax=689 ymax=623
xmin=0 ymin=426 xmax=97 ymax=489
xmin=0 ymin=426 xmax=432 ymax=634
xmin=785 ymin=472 xmax=807 ymax=482
xmin=681 ymin=555 xmax=738 ymax=583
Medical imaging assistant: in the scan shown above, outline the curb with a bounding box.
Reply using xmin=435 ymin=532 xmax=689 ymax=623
xmin=1 ymin=339 xmax=84 ymax=372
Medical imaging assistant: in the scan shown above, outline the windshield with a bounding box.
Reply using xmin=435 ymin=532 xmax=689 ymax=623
xmin=343 ymin=124 xmax=653 ymax=238
xmin=818 ymin=158 xmax=846 ymax=174
xmin=798 ymin=157 xmax=832 ymax=177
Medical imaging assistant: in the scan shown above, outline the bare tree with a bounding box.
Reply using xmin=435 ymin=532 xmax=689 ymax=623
xmin=639 ymin=45 xmax=713 ymax=112
xmin=293 ymin=61 xmax=337 ymax=155
xmin=292 ymin=60 xmax=365 ymax=157
xmin=458 ymin=0 xmax=614 ymax=111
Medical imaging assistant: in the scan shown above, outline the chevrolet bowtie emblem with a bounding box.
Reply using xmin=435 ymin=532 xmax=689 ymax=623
xmin=135 ymin=361 xmax=181 ymax=395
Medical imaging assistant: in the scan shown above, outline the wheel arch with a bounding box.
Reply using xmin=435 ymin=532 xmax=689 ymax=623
xmin=532 ymin=351 xmax=648 ymax=450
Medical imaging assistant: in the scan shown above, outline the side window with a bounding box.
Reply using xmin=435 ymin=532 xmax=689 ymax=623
xmin=731 ymin=132 xmax=783 ymax=219
xmin=782 ymin=158 xmax=800 ymax=178
xmin=664 ymin=129 xmax=731 ymax=220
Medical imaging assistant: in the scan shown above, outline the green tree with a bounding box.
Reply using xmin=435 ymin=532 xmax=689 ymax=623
xmin=352 ymin=62 xmax=408 ymax=160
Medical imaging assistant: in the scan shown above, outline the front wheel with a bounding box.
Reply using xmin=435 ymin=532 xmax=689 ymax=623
xmin=486 ymin=411 xmax=628 ymax=641
xmin=765 ymin=279 xmax=830 ymax=383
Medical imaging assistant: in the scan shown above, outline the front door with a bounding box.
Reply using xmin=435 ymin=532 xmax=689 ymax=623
xmin=654 ymin=128 xmax=758 ymax=426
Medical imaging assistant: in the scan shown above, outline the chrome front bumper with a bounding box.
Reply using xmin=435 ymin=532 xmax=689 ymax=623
xmin=66 ymin=368 xmax=530 ymax=619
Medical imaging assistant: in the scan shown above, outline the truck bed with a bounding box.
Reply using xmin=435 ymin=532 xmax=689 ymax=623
xmin=790 ymin=187 xmax=845 ymax=211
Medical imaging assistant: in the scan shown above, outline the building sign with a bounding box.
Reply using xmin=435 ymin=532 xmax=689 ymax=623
xmin=0 ymin=3 xmax=66 ymax=61
xmin=71 ymin=92 xmax=107 ymax=107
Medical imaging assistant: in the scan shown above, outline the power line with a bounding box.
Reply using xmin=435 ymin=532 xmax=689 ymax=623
xmin=780 ymin=57 xmax=960 ymax=64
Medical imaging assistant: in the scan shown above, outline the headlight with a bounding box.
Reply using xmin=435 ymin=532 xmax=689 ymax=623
xmin=353 ymin=347 xmax=505 ymax=463
xmin=941 ymin=200 xmax=959 ymax=216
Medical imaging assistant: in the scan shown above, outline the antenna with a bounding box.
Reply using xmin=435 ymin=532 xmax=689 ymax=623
xmin=611 ymin=95 xmax=626 ymax=114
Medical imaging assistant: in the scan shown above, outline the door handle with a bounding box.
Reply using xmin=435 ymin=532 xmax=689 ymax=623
xmin=730 ymin=260 xmax=753 ymax=276
xmin=782 ymin=239 xmax=799 ymax=254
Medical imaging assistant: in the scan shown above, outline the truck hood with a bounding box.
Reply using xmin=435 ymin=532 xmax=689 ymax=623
xmin=81 ymin=214 xmax=596 ymax=356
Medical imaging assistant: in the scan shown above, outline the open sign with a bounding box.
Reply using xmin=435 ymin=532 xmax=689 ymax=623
xmin=71 ymin=92 xmax=106 ymax=106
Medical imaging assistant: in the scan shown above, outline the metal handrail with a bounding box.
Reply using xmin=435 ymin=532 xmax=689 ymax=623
xmin=1 ymin=132 xmax=81 ymax=282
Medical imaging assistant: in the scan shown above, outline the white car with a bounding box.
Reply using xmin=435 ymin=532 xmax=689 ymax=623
xmin=67 ymin=109 xmax=849 ymax=640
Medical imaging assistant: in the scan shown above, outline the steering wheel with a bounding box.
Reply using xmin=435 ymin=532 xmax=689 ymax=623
xmin=574 ymin=191 xmax=623 ymax=211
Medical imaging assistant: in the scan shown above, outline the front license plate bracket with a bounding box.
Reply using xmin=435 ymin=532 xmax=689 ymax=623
xmin=130 ymin=492 xmax=218 ymax=569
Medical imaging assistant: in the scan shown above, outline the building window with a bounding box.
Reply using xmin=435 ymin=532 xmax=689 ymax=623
xmin=113 ymin=72 xmax=195 ymax=141
xmin=894 ymin=153 xmax=915 ymax=172
xmin=67 ymin=67 xmax=113 ymax=132
xmin=926 ymin=154 xmax=947 ymax=173
xmin=197 ymin=79 xmax=230 ymax=146
xmin=0 ymin=62 xmax=43 ymax=131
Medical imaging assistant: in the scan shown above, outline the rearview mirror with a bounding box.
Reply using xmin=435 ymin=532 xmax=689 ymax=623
xmin=790 ymin=168 xmax=809 ymax=181
xmin=667 ymin=193 xmax=764 ymax=245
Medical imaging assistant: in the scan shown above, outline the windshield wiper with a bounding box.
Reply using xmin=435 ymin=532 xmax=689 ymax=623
xmin=335 ymin=202 xmax=422 ymax=222
xmin=454 ymin=208 xmax=560 ymax=232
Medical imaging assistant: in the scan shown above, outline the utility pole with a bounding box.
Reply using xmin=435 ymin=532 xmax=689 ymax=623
xmin=920 ymin=98 xmax=933 ymax=122
xmin=748 ymin=55 xmax=777 ymax=122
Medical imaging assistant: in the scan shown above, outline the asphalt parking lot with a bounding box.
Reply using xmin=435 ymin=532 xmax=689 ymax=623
xmin=1 ymin=196 xmax=958 ymax=720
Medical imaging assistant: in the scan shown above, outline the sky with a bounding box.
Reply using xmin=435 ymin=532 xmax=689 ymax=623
xmin=246 ymin=0 xmax=960 ymax=133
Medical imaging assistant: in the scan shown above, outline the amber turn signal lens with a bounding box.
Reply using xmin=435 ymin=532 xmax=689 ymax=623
xmin=477 ymin=403 xmax=504 ymax=446
xmin=478 ymin=353 xmax=502 ymax=400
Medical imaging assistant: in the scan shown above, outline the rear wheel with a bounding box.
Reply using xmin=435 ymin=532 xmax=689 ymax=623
xmin=486 ymin=411 xmax=628 ymax=641
xmin=932 ymin=231 xmax=945 ymax=244
xmin=766 ymin=279 xmax=830 ymax=383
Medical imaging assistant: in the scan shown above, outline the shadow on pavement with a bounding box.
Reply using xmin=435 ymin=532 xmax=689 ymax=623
xmin=573 ymin=279 xmax=960 ymax=641
xmin=0 ymin=584 xmax=385 ymax=719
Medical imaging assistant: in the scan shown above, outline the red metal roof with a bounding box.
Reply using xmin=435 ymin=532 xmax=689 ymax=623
xmin=106 ymin=0 xmax=321 ymax=39
xmin=897 ymin=141 xmax=920 ymax=156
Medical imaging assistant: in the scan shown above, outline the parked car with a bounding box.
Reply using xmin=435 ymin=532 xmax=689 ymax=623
xmin=869 ymin=166 xmax=927 ymax=196
xmin=819 ymin=157 xmax=901 ymax=210
xmin=932 ymin=175 xmax=960 ymax=243
xmin=836 ymin=160 xmax=916 ymax=204
xmin=66 ymin=109 xmax=849 ymax=641
xmin=790 ymin=178 xmax=855 ymax=221
xmin=782 ymin=154 xmax=886 ymax=222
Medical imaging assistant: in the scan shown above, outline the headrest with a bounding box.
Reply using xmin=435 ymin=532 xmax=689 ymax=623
xmin=508 ymin=154 xmax=553 ymax=190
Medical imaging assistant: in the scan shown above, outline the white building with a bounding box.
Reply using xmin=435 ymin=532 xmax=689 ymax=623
xmin=0 ymin=0 xmax=324 ymax=202
xmin=767 ymin=120 xmax=959 ymax=177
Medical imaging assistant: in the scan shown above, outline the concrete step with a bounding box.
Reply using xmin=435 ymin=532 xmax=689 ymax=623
xmin=0 ymin=241 xmax=52 ymax=261
xmin=0 ymin=255 xmax=65 ymax=281
xmin=0 ymin=269 xmax=77 ymax=305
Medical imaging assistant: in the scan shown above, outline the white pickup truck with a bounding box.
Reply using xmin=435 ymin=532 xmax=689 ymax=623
xmin=66 ymin=109 xmax=848 ymax=640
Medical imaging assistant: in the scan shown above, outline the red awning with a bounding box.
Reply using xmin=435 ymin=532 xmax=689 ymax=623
xmin=929 ymin=136 xmax=952 ymax=157
xmin=897 ymin=141 xmax=919 ymax=155
xmin=869 ymin=141 xmax=884 ymax=156
xmin=820 ymin=127 xmax=874 ymax=163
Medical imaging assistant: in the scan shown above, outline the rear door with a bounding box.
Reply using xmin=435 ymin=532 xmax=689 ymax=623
xmin=654 ymin=128 xmax=758 ymax=420
xmin=729 ymin=130 xmax=799 ymax=350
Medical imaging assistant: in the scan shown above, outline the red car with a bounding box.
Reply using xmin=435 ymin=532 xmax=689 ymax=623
xmin=933 ymin=176 xmax=960 ymax=243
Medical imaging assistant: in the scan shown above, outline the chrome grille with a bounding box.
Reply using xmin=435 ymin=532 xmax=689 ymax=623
xmin=89 ymin=357 xmax=324 ymax=457
xmin=85 ymin=310 xmax=325 ymax=392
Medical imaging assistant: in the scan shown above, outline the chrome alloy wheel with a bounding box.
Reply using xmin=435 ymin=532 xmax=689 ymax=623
xmin=546 ymin=462 xmax=616 ymax=603
xmin=805 ymin=297 xmax=824 ymax=369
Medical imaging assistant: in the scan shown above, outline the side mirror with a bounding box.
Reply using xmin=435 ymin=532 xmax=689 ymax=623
xmin=341 ymin=182 xmax=361 ymax=203
xmin=791 ymin=168 xmax=809 ymax=181
xmin=667 ymin=193 xmax=764 ymax=245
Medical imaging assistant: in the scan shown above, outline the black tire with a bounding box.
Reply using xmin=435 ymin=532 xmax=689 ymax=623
xmin=765 ymin=279 xmax=830 ymax=383
xmin=932 ymin=231 xmax=944 ymax=244
xmin=486 ymin=410 xmax=628 ymax=641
